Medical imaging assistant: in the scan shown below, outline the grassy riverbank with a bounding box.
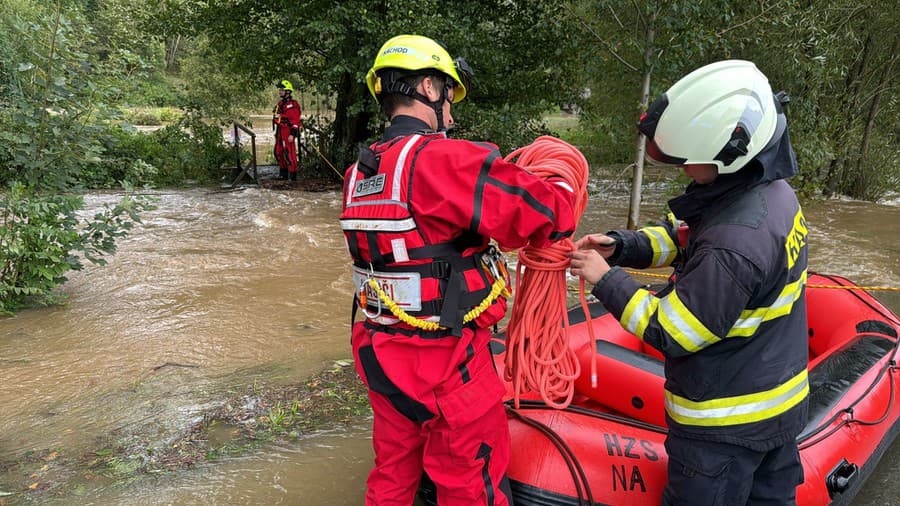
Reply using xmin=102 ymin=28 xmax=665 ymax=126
xmin=0 ymin=360 xmax=370 ymax=503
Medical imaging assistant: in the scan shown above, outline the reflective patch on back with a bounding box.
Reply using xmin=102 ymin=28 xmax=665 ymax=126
xmin=391 ymin=238 xmax=409 ymax=263
xmin=353 ymin=173 xmax=386 ymax=197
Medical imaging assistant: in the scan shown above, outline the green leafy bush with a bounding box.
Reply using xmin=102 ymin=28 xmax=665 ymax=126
xmin=103 ymin=113 xmax=232 ymax=186
xmin=0 ymin=182 xmax=150 ymax=314
xmin=0 ymin=4 xmax=156 ymax=314
xmin=121 ymin=107 xmax=183 ymax=126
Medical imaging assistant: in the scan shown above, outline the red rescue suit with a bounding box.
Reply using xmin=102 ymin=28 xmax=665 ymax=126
xmin=273 ymin=97 xmax=301 ymax=174
xmin=340 ymin=116 xmax=576 ymax=505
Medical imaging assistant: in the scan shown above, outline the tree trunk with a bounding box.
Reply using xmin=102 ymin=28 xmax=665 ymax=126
xmin=825 ymin=33 xmax=871 ymax=195
xmin=627 ymin=8 xmax=656 ymax=230
xmin=855 ymin=34 xmax=899 ymax=190
xmin=822 ymin=159 xmax=841 ymax=197
xmin=331 ymin=70 xmax=374 ymax=176
xmin=836 ymin=32 xmax=875 ymax=195
xmin=166 ymin=35 xmax=181 ymax=72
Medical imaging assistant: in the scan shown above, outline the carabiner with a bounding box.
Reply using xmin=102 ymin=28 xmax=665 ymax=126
xmin=359 ymin=277 xmax=382 ymax=319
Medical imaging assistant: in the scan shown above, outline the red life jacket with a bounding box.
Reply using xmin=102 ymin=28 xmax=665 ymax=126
xmin=340 ymin=133 xmax=505 ymax=335
xmin=273 ymin=98 xmax=301 ymax=130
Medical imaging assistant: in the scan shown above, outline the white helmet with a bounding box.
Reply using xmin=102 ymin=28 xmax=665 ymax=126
xmin=638 ymin=60 xmax=780 ymax=174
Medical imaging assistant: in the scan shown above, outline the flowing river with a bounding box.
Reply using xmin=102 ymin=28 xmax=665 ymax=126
xmin=1 ymin=176 xmax=898 ymax=505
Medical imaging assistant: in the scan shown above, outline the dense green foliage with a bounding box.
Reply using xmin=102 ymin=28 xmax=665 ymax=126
xmin=0 ymin=182 xmax=146 ymax=314
xmin=570 ymin=1 xmax=898 ymax=200
xmin=144 ymin=0 xmax=588 ymax=168
xmin=143 ymin=0 xmax=896 ymax=199
xmin=0 ymin=0 xmax=226 ymax=313
xmin=1 ymin=0 xmax=897 ymax=313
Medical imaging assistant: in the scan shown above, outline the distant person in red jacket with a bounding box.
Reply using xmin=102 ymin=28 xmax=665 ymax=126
xmin=272 ymin=80 xmax=302 ymax=180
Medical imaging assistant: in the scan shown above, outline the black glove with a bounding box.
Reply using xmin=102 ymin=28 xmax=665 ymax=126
xmin=290 ymin=127 xmax=299 ymax=137
xmin=604 ymin=231 xmax=625 ymax=265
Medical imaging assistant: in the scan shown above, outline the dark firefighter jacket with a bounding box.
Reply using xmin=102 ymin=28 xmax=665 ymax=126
xmin=593 ymin=120 xmax=810 ymax=451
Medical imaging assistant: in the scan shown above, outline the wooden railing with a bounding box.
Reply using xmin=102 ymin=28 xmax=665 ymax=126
xmin=226 ymin=121 xmax=257 ymax=188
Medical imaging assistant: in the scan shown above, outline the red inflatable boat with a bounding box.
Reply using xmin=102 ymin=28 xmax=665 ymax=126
xmin=501 ymin=272 xmax=900 ymax=506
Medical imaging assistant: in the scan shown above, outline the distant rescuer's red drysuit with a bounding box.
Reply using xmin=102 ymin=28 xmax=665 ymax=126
xmin=341 ymin=114 xmax=577 ymax=505
xmin=272 ymin=91 xmax=301 ymax=178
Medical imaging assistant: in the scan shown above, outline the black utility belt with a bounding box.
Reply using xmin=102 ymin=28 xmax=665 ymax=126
xmin=362 ymin=320 xmax=477 ymax=339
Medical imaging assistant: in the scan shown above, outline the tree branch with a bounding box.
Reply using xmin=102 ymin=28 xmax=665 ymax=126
xmin=717 ymin=1 xmax=777 ymax=36
xmin=631 ymin=0 xmax=647 ymax=32
xmin=607 ymin=3 xmax=625 ymax=29
xmin=564 ymin=3 xmax=639 ymax=73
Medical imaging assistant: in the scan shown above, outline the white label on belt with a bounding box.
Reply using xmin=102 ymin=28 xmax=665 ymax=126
xmin=352 ymin=267 xmax=422 ymax=311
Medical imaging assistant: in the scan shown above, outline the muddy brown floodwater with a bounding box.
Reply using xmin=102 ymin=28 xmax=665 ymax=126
xmin=1 ymin=174 xmax=898 ymax=504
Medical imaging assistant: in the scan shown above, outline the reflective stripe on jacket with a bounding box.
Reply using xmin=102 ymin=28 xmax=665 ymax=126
xmin=595 ymin=178 xmax=809 ymax=450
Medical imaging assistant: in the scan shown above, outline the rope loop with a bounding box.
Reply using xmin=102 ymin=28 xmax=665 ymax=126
xmin=503 ymin=136 xmax=592 ymax=409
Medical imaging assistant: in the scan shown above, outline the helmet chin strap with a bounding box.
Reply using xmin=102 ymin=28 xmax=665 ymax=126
xmin=431 ymin=86 xmax=449 ymax=131
xmin=413 ymin=80 xmax=450 ymax=131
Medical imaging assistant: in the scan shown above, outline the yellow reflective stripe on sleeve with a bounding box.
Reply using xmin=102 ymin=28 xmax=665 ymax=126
xmin=658 ymin=290 xmax=720 ymax=352
xmin=666 ymin=212 xmax=683 ymax=229
xmin=641 ymin=226 xmax=678 ymax=267
xmin=665 ymin=369 xmax=809 ymax=426
xmin=727 ymin=270 xmax=808 ymax=337
xmin=620 ymin=289 xmax=659 ymax=339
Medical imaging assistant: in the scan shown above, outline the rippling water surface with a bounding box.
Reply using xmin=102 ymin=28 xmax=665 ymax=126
xmin=1 ymin=179 xmax=897 ymax=504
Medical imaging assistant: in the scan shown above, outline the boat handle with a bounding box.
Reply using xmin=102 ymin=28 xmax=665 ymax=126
xmin=826 ymin=458 xmax=858 ymax=498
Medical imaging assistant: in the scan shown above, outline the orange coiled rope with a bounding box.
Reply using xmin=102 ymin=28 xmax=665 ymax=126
xmin=503 ymin=136 xmax=593 ymax=409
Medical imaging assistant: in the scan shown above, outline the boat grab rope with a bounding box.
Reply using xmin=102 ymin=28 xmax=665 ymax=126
xmin=798 ymin=351 xmax=897 ymax=450
xmin=506 ymin=404 xmax=595 ymax=505
xmin=799 ymin=273 xmax=900 ymax=449
xmin=503 ymin=136 xmax=593 ymax=410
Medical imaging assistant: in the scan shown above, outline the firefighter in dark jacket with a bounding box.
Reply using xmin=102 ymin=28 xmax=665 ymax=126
xmin=340 ymin=34 xmax=576 ymax=505
xmin=272 ymin=79 xmax=302 ymax=180
xmin=569 ymin=60 xmax=809 ymax=505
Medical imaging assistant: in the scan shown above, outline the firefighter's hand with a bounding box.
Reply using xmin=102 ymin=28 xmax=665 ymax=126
xmin=290 ymin=127 xmax=299 ymax=137
xmin=568 ymin=249 xmax=610 ymax=285
xmin=574 ymin=234 xmax=618 ymax=258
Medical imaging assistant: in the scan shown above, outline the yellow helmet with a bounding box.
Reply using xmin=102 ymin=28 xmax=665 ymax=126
xmin=276 ymin=80 xmax=294 ymax=92
xmin=366 ymin=35 xmax=468 ymax=103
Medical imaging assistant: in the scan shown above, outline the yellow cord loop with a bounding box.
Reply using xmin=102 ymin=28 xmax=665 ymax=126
xmin=364 ymin=277 xmax=511 ymax=331
xmin=620 ymin=269 xmax=900 ymax=292
xmin=807 ymin=284 xmax=900 ymax=292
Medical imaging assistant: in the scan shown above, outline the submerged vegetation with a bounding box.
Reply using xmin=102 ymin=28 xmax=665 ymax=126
xmin=0 ymin=361 xmax=370 ymax=501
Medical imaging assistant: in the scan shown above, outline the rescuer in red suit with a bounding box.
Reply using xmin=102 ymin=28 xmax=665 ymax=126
xmin=272 ymin=79 xmax=302 ymax=180
xmin=339 ymin=35 xmax=577 ymax=506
